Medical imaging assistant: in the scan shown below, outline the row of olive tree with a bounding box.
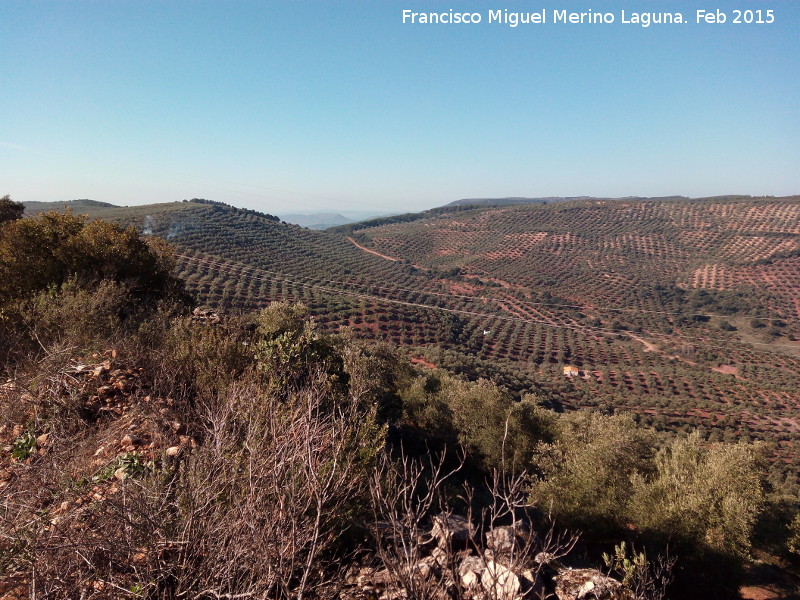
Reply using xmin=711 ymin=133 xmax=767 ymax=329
xmin=0 ymin=201 xmax=786 ymax=599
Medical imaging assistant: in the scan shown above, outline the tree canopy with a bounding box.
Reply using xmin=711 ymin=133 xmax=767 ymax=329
xmin=0 ymin=209 xmax=186 ymax=306
xmin=0 ymin=195 xmax=24 ymax=225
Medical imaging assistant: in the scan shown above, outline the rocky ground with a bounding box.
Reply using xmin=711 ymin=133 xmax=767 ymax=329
xmin=0 ymin=351 xmax=196 ymax=599
xmin=0 ymin=349 xmax=641 ymax=599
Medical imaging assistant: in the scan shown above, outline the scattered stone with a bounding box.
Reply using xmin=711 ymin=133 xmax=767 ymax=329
xmin=356 ymin=567 xmax=393 ymax=588
xmin=192 ymin=307 xmax=222 ymax=324
xmin=120 ymin=434 xmax=140 ymax=447
xmin=459 ymin=554 xmax=485 ymax=589
xmin=97 ymin=385 xmax=114 ymax=399
xmin=93 ymin=363 xmax=109 ymax=378
xmin=378 ymin=589 xmax=407 ymax=600
xmin=429 ymin=546 xmax=447 ymax=567
xmin=554 ymin=568 xmax=634 ymax=600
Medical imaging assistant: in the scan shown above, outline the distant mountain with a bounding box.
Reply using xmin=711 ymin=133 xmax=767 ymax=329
xmin=443 ymin=195 xmax=689 ymax=208
xmin=279 ymin=213 xmax=353 ymax=230
xmin=22 ymin=199 xmax=119 ymax=215
xmin=279 ymin=210 xmax=397 ymax=229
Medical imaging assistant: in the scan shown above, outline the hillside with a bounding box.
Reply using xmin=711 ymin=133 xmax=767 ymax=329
xmin=22 ymin=199 xmax=118 ymax=215
xmin=22 ymin=197 xmax=800 ymax=467
xmin=348 ymin=198 xmax=800 ymax=455
xmin=5 ymin=197 xmax=800 ymax=598
xmin=442 ymin=195 xmax=689 ymax=208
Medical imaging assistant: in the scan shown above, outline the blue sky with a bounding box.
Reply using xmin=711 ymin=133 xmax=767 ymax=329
xmin=2 ymin=0 xmax=799 ymax=214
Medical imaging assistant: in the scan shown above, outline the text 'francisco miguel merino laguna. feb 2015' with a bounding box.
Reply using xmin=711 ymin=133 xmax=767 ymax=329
xmin=401 ymin=8 xmax=776 ymax=27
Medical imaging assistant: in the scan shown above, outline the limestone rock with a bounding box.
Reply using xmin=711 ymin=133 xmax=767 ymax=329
xmin=120 ymin=433 xmax=141 ymax=447
xmin=481 ymin=560 xmax=521 ymax=600
xmin=431 ymin=513 xmax=474 ymax=549
xmin=458 ymin=554 xmax=485 ymax=589
xmin=485 ymin=522 xmax=532 ymax=561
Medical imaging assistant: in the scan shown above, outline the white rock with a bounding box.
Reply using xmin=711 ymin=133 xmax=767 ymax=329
xmin=481 ymin=560 xmax=521 ymax=600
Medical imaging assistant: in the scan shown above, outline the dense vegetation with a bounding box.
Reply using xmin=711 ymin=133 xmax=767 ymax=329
xmin=2 ymin=205 xmax=800 ymax=598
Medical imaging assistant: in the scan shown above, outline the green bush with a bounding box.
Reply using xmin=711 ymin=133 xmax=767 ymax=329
xmin=399 ymin=371 xmax=556 ymax=472
xmin=787 ymin=512 xmax=800 ymax=556
xmin=0 ymin=210 xmax=191 ymax=372
xmin=254 ymin=301 xmax=348 ymax=398
xmin=0 ymin=210 xmax=185 ymax=307
xmin=629 ymin=434 xmax=766 ymax=559
xmin=23 ymin=278 xmax=134 ymax=350
xmin=529 ymin=411 xmax=657 ymax=535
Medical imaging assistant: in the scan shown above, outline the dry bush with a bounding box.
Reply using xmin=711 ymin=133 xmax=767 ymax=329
xmin=2 ymin=365 xmax=382 ymax=599
xmin=368 ymin=449 xmax=464 ymax=599
xmin=138 ymin=314 xmax=254 ymax=405
xmin=602 ymin=542 xmax=675 ymax=600
xmin=146 ymin=371 xmax=382 ymax=599
xmin=367 ymin=440 xmax=579 ymax=600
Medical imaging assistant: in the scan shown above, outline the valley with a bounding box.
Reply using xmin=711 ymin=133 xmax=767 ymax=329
xmin=29 ymin=196 xmax=800 ymax=469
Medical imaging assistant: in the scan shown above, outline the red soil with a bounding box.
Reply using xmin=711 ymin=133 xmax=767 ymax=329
xmin=410 ymin=356 xmax=436 ymax=369
xmin=346 ymin=237 xmax=400 ymax=262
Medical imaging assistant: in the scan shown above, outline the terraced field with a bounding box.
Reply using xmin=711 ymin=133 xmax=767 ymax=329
xmin=27 ymin=197 xmax=800 ymax=465
xmin=343 ymin=197 xmax=800 ymax=462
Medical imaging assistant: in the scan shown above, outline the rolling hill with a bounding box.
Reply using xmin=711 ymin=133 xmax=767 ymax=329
xmin=441 ymin=195 xmax=689 ymax=208
xmin=22 ymin=196 xmax=800 ymax=465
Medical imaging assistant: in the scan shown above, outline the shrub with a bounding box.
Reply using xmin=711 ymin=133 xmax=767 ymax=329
xmin=787 ymin=512 xmax=800 ymax=556
xmin=399 ymin=371 xmax=556 ymax=473
xmin=21 ymin=278 xmax=134 ymax=351
xmin=0 ymin=309 xmax=384 ymax=599
xmin=529 ymin=411 xmax=657 ymax=535
xmin=148 ymin=313 xmax=254 ymax=402
xmin=0 ymin=210 xmax=185 ymax=307
xmin=254 ymin=302 xmax=348 ymax=399
xmin=150 ymin=374 xmax=382 ymax=598
xmin=630 ymin=436 xmax=766 ymax=598
xmin=629 ymin=434 xmax=766 ymax=559
xmin=0 ymin=194 xmax=24 ymax=225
